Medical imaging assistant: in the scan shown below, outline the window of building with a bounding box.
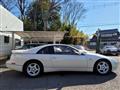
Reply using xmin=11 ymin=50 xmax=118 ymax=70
xmin=4 ymin=36 xmax=9 ymax=43
xmin=111 ymin=43 xmax=116 ymax=45
xmin=15 ymin=39 xmax=21 ymax=46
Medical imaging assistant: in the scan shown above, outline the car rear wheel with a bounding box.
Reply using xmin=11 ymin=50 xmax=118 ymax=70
xmin=23 ymin=61 xmax=43 ymax=77
xmin=94 ymin=60 xmax=111 ymax=75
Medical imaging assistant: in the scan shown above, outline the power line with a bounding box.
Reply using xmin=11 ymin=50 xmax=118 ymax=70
xmin=85 ymin=2 xmax=120 ymax=9
xmin=79 ymin=23 xmax=120 ymax=27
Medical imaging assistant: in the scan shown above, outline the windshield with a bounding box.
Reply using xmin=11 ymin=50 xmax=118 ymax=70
xmin=74 ymin=45 xmax=85 ymax=50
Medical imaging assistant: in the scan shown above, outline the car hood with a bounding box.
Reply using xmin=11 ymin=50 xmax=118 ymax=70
xmin=110 ymin=48 xmax=118 ymax=50
xmin=85 ymin=52 xmax=111 ymax=60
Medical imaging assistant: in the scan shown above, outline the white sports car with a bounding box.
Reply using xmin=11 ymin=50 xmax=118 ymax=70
xmin=6 ymin=44 xmax=118 ymax=77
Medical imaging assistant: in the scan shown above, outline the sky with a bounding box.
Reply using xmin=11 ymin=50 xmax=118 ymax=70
xmin=77 ymin=0 xmax=120 ymax=36
xmin=9 ymin=0 xmax=120 ymax=37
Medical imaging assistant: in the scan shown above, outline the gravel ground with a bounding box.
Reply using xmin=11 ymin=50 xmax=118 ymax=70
xmin=0 ymin=56 xmax=120 ymax=90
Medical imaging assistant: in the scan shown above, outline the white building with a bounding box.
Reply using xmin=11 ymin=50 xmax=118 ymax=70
xmin=0 ymin=5 xmax=23 ymax=60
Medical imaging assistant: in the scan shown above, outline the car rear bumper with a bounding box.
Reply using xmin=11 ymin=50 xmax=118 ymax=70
xmin=6 ymin=61 xmax=23 ymax=72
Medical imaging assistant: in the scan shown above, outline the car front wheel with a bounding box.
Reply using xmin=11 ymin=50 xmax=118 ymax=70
xmin=94 ymin=60 xmax=111 ymax=75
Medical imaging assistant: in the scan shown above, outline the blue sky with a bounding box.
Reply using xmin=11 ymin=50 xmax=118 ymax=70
xmin=11 ymin=0 xmax=120 ymax=36
xmin=77 ymin=0 xmax=120 ymax=36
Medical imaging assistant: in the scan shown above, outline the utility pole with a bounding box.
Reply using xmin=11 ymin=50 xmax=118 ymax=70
xmin=96 ymin=28 xmax=101 ymax=53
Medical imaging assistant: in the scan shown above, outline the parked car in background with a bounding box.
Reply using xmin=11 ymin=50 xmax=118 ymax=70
xmin=19 ymin=43 xmax=45 ymax=49
xmin=118 ymin=47 xmax=120 ymax=53
xmin=100 ymin=45 xmax=119 ymax=56
xmin=6 ymin=44 xmax=118 ymax=77
xmin=74 ymin=45 xmax=87 ymax=52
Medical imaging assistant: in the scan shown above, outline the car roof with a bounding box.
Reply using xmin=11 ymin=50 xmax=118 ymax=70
xmin=28 ymin=44 xmax=79 ymax=53
xmin=25 ymin=43 xmax=45 ymax=45
xmin=37 ymin=44 xmax=76 ymax=48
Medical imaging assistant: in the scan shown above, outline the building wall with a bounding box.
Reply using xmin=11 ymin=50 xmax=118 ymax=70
xmin=0 ymin=5 xmax=23 ymax=31
xmin=0 ymin=5 xmax=23 ymax=60
xmin=0 ymin=32 xmax=22 ymax=60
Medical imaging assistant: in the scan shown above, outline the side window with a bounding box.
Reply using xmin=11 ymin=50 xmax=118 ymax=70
xmin=54 ymin=46 xmax=63 ymax=54
xmin=37 ymin=46 xmax=54 ymax=54
xmin=54 ymin=46 xmax=78 ymax=55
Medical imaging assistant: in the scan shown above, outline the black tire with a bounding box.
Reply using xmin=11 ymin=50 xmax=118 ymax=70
xmin=23 ymin=61 xmax=43 ymax=78
xmin=94 ymin=60 xmax=112 ymax=75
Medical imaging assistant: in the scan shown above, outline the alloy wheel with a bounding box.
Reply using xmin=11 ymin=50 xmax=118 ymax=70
xmin=97 ymin=61 xmax=110 ymax=74
xmin=27 ymin=63 xmax=40 ymax=77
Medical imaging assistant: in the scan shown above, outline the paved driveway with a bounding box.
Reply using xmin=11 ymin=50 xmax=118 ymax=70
xmin=0 ymin=56 xmax=120 ymax=90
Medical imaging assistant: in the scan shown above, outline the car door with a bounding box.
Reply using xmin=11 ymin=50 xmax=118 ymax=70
xmin=52 ymin=45 xmax=88 ymax=71
xmin=36 ymin=46 xmax=55 ymax=68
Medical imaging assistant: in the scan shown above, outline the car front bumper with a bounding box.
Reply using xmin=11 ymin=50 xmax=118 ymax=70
xmin=106 ymin=51 xmax=118 ymax=55
xmin=111 ymin=60 xmax=119 ymax=71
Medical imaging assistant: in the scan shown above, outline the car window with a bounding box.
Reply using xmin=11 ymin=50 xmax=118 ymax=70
xmin=54 ymin=45 xmax=79 ymax=55
xmin=74 ymin=45 xmax=85 ymax=50
xmin=37 ymin=46 xmax=54 ymax=54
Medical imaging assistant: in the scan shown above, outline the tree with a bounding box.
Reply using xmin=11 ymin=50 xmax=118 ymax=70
xmin=60 ymin=0 xmax=87 ymax=45
xmin=61 ymin=24 xmax=88 ymax=45
xmin=0 ymin=0 xmax=30 ymax=21
xmin=25 ymin=0 xmax=61 ymax=31
xmin=0 ymin=0 xmax=15 ymax=11
xmin=61 ymin=0 xmax=86 ymax=26
xmin=15 ymin=0 xmax=29 ymax=21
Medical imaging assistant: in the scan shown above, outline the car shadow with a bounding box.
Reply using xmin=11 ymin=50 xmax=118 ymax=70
xmin=0 ymin=70 xmax=117 ymax=90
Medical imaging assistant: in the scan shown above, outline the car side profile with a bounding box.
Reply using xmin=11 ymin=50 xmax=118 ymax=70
xmin=6 ymin=44 xmax=118 ymax=77
xmin=100 ymin=45 xmax=119 ymax=56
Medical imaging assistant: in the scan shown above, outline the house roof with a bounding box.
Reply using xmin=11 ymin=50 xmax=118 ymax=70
xmin=90 ymin=28 xmax=120 ymax=42
xmin=99 ymin=29 xmax=119 ymax=34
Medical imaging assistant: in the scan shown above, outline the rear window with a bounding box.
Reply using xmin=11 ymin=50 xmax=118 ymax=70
xmin=37 ymin=46 xmax=54 ymax=54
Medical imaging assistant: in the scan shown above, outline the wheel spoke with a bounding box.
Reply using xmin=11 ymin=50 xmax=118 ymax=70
xmin=34 ymin=64 xmax=39 ymax=70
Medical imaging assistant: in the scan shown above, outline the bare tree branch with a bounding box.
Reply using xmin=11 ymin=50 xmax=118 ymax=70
xmin=0 ymin=0 xmax=15 ymax=11
xmin=15 ymin=0 xmax=29 ymax=20
xmin=61 ymin=0 xmax=86 ymax=26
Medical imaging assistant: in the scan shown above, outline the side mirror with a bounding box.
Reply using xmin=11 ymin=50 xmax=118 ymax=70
xmin=80 ymin=52 xmax=86 ymax=55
